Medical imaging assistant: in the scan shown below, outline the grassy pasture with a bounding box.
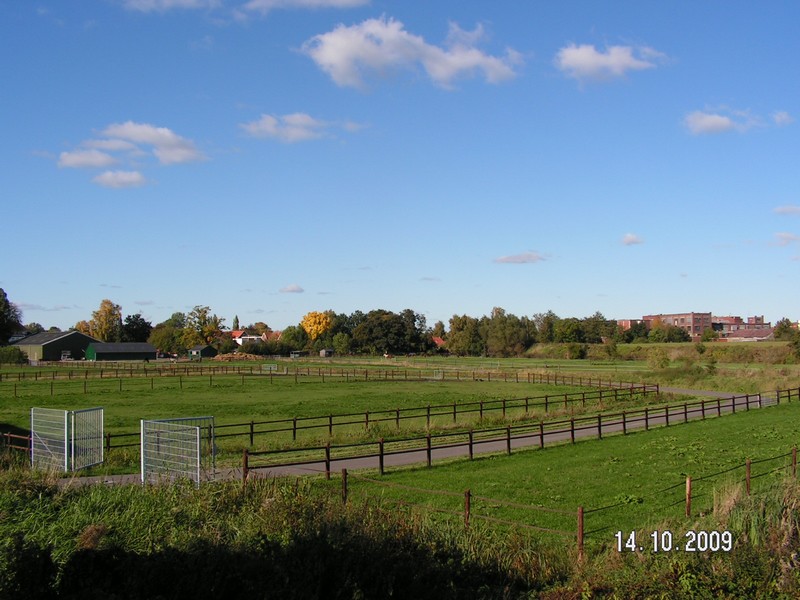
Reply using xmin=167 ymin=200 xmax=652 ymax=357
xmin=324 ymin=400 xmax=800 ymax=550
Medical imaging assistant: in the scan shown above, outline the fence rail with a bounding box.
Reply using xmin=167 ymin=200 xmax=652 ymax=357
xmin=243 ymin=390 xmax=798 ymax=478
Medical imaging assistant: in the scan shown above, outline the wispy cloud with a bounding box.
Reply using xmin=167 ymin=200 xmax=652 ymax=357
xmin=773 ymin=111 xmax=795 ymax=126
xmin=101 ymin=121 xmax=205 ymax=164
xmin=122 ymin=0 xmax=220 ymax=12
xmin=92 ymin=170 xmax=147 ymax=188
xmin=774 ymin=205 xmax=800 ymax=216
xmin=280 ymin=284 xmax=305 ymax=293
xmin=303 ymin=17 xmax=522 ymax=89
xmin=555 ymin=43 xmax=666 ymax=82
xmin=774 ymin=232 xmax=800 ymax=246
xmin=57 ymin=121 xmax=204 ymax=188
xmin=241 ymin=113 xmax=337 ymax=142
xmin=58 ymin=149 xmax=117 ymax=169
xmin=621 ymin=233 xmax=644 ymax=246
xmin=243 ymin=0 xmax=368 ymax=14
xmin=493 ymin=251 xmax=547 ymax=264
xmin=683 ymin=107 xmax=781 ymax=135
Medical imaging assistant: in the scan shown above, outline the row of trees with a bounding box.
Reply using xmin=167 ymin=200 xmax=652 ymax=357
xmin=3 ymin=288 xmax=799 ymax=359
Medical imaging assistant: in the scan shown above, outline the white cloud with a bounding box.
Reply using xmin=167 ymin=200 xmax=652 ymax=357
xmin=92 ymin=170 xmax=147 ymax=188
xmin=773 ymin=111 xmax=795 ymax=126
xmin=83 ymin=138 xmax=141 ymax=152
xmin=244 ymin=0 xmax=368 ymax=13
xmin=622 ymin=233 xmax=644 ymax=246
xmin=58 ymin=149 xmax=117 ymax=168
xmin=774 ymin=232 xmax=800 ymax=246
xmin=555 ymin=44 xmax=664 ymax=82
xmin=241 ymin=113 xmax=328 ymax=142
xmin=493 ymin=252 xmax=547 ymax=264
xmin=775 ymin=205 xmax=800 ymax=216
xmin=101 ymin=121 xmax=205 ymax=164
xmin=302 ymin=17 xmax=521 ymax=89
xmin=122 ymin=0 xmax=219 ymax=12
xmin=280 ymin=284 xmax=305 ymax=293
xmin=684 ymin=111 xmax=736 ymax=135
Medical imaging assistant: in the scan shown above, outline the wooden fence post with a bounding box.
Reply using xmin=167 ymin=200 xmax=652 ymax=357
xmin=464 ymin=490 xmax=471 ymax=529
xmin=683 ymin=403 xmax=688 ymax=423
xmin=577 ymin=506 xmax=584 ymax=563
xmin=325 ymin=443 xmax=331 ymax=480
xmin=426 ymin=433 xmax=432 ymax=467
xmin=622 ymin=411 xmax=627 ymax=435
xmin=506 ymin=426 xmax=511 ymax=455
xmin=597 ymin=414 xmax=602 ymax=439
xmin=292 ymin=417 xmax=297 ymax=441
xmin=329 ymin=415 xmax=334 ymax=437
xmin=685 ymin=476 xmax=692 ymax=517
xmin=746 ymin=459 xmax=751 ymax=495
xmin=379 ymin=438 xmax=385 ymax=475
xmin=468 ymin=430 xmax=474 ymax=460
xmin=342 ymin=468 xmax=348 ymax=505
xmin=242 ymin=449 xmax=249 ymax=489
xmin=645 ymin=407 xmax=649 ymax=431
xmin=249 ymin=421 xmax=254 ymax=446
xmin=570 ymin=418 xmax=575 ymax=444
xmin=539 ymin=421 xmax=544 ymax=448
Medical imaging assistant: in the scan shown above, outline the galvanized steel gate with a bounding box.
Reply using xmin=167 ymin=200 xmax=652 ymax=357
xmin=30 ymin=407 xmax=104 ymax=472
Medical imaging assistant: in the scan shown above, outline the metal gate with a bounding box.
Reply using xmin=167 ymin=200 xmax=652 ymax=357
xmin=30 ymin=407 xmax=104 ymax=472
xmin=140 ymin=416 xmax=215 ymax=486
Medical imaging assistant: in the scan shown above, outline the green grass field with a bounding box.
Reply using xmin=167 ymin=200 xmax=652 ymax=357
xmin=325 ymin=400 xmax=800 ymax=548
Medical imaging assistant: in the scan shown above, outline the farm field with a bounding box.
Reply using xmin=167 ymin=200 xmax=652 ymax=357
xmin=322 ymin=399 xmax=800 ymax=548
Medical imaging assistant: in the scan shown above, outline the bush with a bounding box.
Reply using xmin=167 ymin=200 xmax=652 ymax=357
xmin=0 ymin=346 xmax=27 ymax=365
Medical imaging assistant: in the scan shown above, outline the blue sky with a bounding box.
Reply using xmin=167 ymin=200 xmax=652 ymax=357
xmin=2 ymin=1 xmax=798 ymax=331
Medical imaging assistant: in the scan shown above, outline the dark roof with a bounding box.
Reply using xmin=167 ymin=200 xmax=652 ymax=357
xmin=89 ymin=343 xmax=157 ymax=353
xmin=190 ymin=345 xmax=214 ymax=351
xmin=13 ymin=331 xmax=98 ymax=346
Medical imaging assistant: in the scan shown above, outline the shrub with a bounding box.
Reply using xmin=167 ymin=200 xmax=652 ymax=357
xmin=0 ymin=346 xmax=27 ymax=365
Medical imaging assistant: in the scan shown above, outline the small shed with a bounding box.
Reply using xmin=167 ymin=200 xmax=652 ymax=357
xmin=319 ymin=348 xmax=334 ymax=358
xmin=190 ymin=345 xmax=218 ymax=360
xmin=86 ymin=342 xmax=157 ymax=362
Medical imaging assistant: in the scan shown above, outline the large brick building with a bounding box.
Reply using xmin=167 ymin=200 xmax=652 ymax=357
xmin=642 ymin=312 xmax=713 ymax=341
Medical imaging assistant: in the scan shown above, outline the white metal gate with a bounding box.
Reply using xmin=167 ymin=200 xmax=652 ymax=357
xmin=30 ymin=407 xmax=104 ymax=472
xmin=140 ymin=416 xmax=215 ymax=486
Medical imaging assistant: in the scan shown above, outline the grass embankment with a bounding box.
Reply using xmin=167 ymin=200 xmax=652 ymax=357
xmin=3 ymin=458 xmax=800 ymax=598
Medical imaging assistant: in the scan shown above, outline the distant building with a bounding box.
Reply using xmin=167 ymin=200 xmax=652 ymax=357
xmin=642 ymin=312 xmax=713 ymax=341
xmin=712 ymin=315 xmax=772 ymax=339
xmin=189 ymin=345 xmax=218 ymax=360
xmin=319 ymin=348 xmax=334 ymax=358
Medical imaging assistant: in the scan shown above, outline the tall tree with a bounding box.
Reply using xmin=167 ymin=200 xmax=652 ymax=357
xmin=232 ymin=315 xmax=240 ymax=331
xmin=89 ymin=299 xmax=123 ymax=342
xmin=0 ymin=288 xmax=23 ymax=345
xmin=301 ymin=311 xmax=333 ymax=341
xmin=186 ymin=305 xmax=225 ymax=344
xmin=122 ymin=313 xmax=153 ymax=343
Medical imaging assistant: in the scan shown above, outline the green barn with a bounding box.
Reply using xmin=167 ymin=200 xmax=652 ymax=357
xmin=86 ymin=342 xmax=157 ymax=361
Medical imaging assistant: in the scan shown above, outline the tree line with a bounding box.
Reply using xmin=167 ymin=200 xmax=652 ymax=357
xmin=2 ymin=288 xmax=799 ymax=360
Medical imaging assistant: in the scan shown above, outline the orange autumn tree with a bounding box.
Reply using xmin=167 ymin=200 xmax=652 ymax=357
xmin=300 ymin=311 xmax=332 ymax=342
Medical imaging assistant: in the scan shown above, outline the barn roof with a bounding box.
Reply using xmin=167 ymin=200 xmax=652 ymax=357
xmin=88 ymin=342 xmax=156 ymax=353
xmin=13 ymin=331 xmax=98 ymax=346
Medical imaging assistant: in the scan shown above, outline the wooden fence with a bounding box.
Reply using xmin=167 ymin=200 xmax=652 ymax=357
xmin=0 ymin=384 xmax=659 ymax=452
xmin=242 ymin=391 xmax=791 ymax=478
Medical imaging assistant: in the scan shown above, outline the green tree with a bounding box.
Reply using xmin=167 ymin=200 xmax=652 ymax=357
xmin=186 ymin=306 xmax=225 ymax=344
xmin=332 ymin=332 xmax=352 ymax=355
xmin=25 ymin=322 xmax=45 ymax=335
xmin=280 ymin=325 xmax=309 ymax=351
xmin=483 ymin=307 xmax=534 ymax=357
xmin=148 ymin=325 xmax=183 ymax=356
xmin=232 ymin=315 xmax=240 ymax=331
xmin=447 ymin=315 xmax=485 ymax=356
xmin=774 ymin=318 xmax=796 ymax=341
xmin=532 ymin=311 xmax=558 ymax=344
xmin=0 ymin=288 xmax=23 ymax=345
xmin=553 ymin=318 xmax=585 ymax=343
xmin=122 ymin=314 xmax=153 ymax=343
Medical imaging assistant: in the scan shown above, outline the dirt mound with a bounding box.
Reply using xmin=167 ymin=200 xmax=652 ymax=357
xmin=212 ymin=353 xmax=263 ymax=361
